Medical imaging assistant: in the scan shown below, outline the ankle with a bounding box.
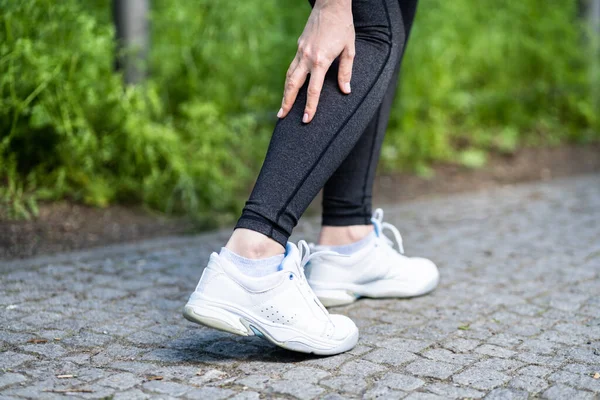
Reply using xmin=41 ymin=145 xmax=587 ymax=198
xmin=225 ymin=228 xmax=285 ymax=259
xmin=318 ymin=225 xmax=374 ymax=246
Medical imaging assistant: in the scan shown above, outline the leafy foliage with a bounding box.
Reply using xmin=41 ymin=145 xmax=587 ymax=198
xmin=0 ymin=0 xmax=597 ymax=220
xmin=384 ymin=0 xmax=598 ymax=171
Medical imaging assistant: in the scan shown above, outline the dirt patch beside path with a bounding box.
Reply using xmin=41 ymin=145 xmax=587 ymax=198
xmin=1 ymin=144 xmax=598 ymax=261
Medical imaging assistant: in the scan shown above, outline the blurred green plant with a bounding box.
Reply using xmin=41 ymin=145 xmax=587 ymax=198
xmin=383 ymin=0 xmax=598 ymax=171
xmin=0 ymin=0 xmax=597 ymax=221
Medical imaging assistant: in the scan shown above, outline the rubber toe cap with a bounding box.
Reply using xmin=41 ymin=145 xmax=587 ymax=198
xmin=329 ymin=314 xmax=359 ymax=341
xmin=410 ymin=257 xmax=440 ymax=291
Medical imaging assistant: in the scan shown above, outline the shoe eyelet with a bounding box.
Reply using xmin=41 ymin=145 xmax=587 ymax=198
xmin=289 ymin=273 xmax=294 ymax=280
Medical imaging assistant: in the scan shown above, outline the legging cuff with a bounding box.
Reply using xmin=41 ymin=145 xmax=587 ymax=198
xmin=235 ymin=212 xmax=289 ymax=248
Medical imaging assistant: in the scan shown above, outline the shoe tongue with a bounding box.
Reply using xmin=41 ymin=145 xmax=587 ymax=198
xmin=278 ymin=242 xmax=302 ymax=274
xmin=372 ymin=219 xmax=382 ymax=238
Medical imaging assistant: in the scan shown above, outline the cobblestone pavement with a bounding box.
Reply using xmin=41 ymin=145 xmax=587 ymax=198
xmin=1 ymin=174 xmax=600 ymax=400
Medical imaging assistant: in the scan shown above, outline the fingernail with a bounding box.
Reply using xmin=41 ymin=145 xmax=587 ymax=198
xmin=302 ymin=113 xmax=309 ymax=123
xmin=345 ymin=82 xmax=351 ymax=93
xmin=277 ymin=108 xmax=283 ymax=118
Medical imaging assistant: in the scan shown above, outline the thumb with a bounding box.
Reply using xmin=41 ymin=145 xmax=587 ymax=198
xmin=338 ymin=46 xmax=355 ymax=94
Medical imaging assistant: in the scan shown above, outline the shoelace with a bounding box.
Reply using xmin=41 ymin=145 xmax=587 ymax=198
xmin=371 ymin=208 xmax=405 ymax=254
xmin=296 ymin=240 xmax=347 ymax=318
xmin=298 ymin=239 xmax=343 ymax=267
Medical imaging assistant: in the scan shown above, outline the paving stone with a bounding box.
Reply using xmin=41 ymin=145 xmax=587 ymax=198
xmin=559 ymin=346 xmax=600 ymax=364
xmin=443 ymin=338 xmax=481 ymax=353
xmin=142 ymin=380 xmax=191 ymax=396
xmin=562 ymin=363 xmax=600 ymax=374
xmin=405 ymin=359 xmax=461 ymax=379
xmin=518 ymin=339 xmax=561 ymax=355
xmin=113 ymin=389 xmax=150 ymax=400
xmin=126 ymin=330 xmax=168 ymax=346
xmin=2 ymin=379 xmax=89 ymax=400
xmin=20 ymin=343 xmax=66 ymax=358
xmin=184 ymin=387 xmax=236 ymax=400
xmin=509 ymin=375 xmax=549 ymax=394
xmin=517 ymin=365 xmax=553 ymax=377
xmin=140 ymin=347 xmax=201 ymax=363
xmin=485 ymin=388 xmax=528 ymax=399
xmin=486 ymin=333 xmax=523 ymax=348
xmin=508 ymin=323 xmax=544 ymax=337
xmin=282 ymin=366 xmax=329 ymax=383
xmin=474 ymin=344 xmax=516 ymax=359
xmin=538 ymin=330 xmax=589 ymax=346
xmin=108 ymin=361 xmax=156 ymax=375
xmin=363 ymin=348 xmax=418 ymax=366
xmin=452 ymin=367 xmax=511 ymax=390
xmin=203 ymin=340 xmax=266 ymax=359
xmin=472 ymin=358 xmax=524 ymax=372
xmin=423 ymin=383 xmax=484 ymax=399
xmin=0 ymin=373 xmax=27 ymax=389
xmin=0 ymin=332 xmax=35 ymax=345
xmin=375 ymin=372 xmax=424 ymax=391
xmin=60 ymin=331 xmax=113 ymax=348
xmin=67 ymin=367 xmax=108 ymax=383
xmin=77 ymin=386 xmax=117 ymax=399
xmin=90 ymin=322 xmax=139 ymax=336
xmin=235 ymin=375 xmax=271 ymax=390
xmin=403 ymin=393 xmax=446 ymax=400
xmin=363 ymin=384 xmax=406 ymax=400
xmin=554 ymin=323 xmax=600 ymax=340
xmin=515 ymin=352 xmax=566 ymax=367
xmin=377 ymin=338 xmax=433 ymax=352
xmin=230 ymin=392 xmax=260 ymax=400
xmin=422 ymin=348 xmax=479 ymax=366
xmin=300 ymin=353 xmax=352 ymax=370
xmin=321 ymin=375 xmax=368 ymax=394
xmin=0 ymin=351 xmax=36 ymax=369
xmin=347 ymin=345 xmax=373 ymax=356
xmin=339 ymin=359 xmax=387 ymax=377
xmin=269 ymin=379 xmax=324 ymax=400
xmin=542 ymin=384 xmax=596 ymax=400
xmin=547 ymin=370 xmax=600 ymax=392
xmin=236 ymin=360 xmax=292 ymax=376
xmin=320 ymin=393 xmax=349 ymax=400
xmin=19 ymin=312 xmax=63 ymax=327
xmin=96 ymin=372 xmax=139 ymax=390
xmin=190 ymin=368 xmax=228 ymax=386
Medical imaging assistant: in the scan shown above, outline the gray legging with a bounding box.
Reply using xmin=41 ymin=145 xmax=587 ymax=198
xmin=235 ymin=0 xmax=419 ymax=247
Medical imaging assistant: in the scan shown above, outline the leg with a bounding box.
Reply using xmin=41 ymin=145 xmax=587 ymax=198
xmin=302 ymin=0 xmax=438 ymax=307
xmin=185 ymin=0 xmax=430 ymax=352
xmin=320 ymin=0 xmax=419 ymax=245
xmin=233 ymin=0 xmax=407 ymax=252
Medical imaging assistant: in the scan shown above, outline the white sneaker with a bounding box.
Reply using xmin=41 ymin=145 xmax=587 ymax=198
xmin=183 ymin=241 xmax=358 ymax=355
xmin=306 ymin=208 xmax=440 ymax=307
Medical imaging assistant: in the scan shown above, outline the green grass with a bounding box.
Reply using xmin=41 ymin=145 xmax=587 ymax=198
xmin=1 ymin=0 xmax=597 ymax=222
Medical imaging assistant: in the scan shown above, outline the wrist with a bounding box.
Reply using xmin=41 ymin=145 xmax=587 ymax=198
xmin=314 ymin=0 xmax=352 ymax=11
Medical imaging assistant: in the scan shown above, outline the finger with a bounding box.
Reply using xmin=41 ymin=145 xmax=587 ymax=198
xmin=338 ymin=46 xmax=355 ymax=94
xmin=303 ymin=66 xmax=326 ymax=123
xmin=280 ymin=62 xmax=308 ymax=119
xmin=278 ymin=55 xmax=301 ymax=118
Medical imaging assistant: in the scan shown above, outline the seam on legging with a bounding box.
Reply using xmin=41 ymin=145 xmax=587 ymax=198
xmin=275 ymin=0 xmax=394 ymax=228
xmin=361 ymin=106 xmax=382 ymax=220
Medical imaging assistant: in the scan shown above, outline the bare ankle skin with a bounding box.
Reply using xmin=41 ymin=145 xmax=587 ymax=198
xmin=318 ymin=225 xmax=374 ymax=246
xmin=225 ymin=228 xmax=285 ymax=259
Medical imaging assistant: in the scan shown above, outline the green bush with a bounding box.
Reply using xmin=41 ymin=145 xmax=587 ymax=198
xmin=0 ymin=0 xmax=597 ymax=221
xmin=384 ymin=0 xmax=598 ymax=172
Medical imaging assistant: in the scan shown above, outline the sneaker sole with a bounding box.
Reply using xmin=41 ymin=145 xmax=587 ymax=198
xmin=313 ymin=274 xmax=440 ymax=307
xmin=183 ymin=296 xmax=358 ymax=355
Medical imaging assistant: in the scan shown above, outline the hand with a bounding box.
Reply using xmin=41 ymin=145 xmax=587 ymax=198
xmin=277 ymin=0 xmax=355 ymax=124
